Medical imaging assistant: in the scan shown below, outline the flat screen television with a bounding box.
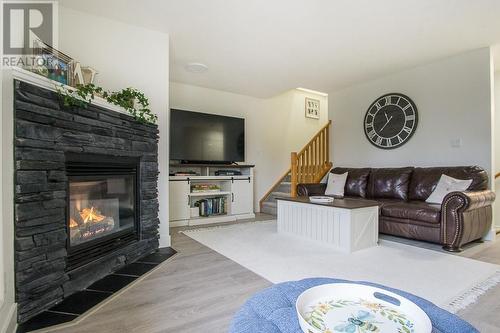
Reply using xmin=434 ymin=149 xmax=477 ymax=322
xmin=170 ymin=109 xmax=245 ymax=164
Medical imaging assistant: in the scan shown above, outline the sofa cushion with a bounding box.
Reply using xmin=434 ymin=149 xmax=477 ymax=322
xmin=325 ymin=172 xmax=348 ymax=196
xmin=381 ymin=201 xmax=441 ymax=224
xmin=425 ymin=174 xmax=473 ymax=204
xmin=367 ymin=167 xmax=413 ymax=201
xmin=409 ymin=166 xmax=488 ymax=201
xmin=331 ymin=167 xmax=371 ymax=198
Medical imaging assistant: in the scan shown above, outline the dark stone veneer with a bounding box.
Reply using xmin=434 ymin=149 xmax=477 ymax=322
xmin=13 ymin=80 xmax=160 ymax=323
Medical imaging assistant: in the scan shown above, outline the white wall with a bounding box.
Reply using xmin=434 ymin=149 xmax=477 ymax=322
xmin=59 ymin=6 xmax=171 ymax=246
xmin=0 ymin=3 xmax=17 ymax=332
xmin=329 ymin=48 xmax=494 ymax=181
xmin=494 ymin=71 xmax=500 ymax=227
xmin=170 ymin=83 xmax=328 ymax=210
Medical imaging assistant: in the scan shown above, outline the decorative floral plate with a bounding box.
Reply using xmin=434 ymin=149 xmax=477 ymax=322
xmin=309 ymin=196 xmax=334 ymax=204
xmin=296 ymin=283 xmax=432 ymax=333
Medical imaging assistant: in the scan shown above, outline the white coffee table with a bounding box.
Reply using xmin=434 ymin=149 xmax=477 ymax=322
xmin=276 ymin=196 xmax=379 ymax=253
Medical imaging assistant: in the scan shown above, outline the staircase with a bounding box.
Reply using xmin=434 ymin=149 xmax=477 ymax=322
xmin=261 ymin=173 xmax=292 ymax=215
xmin=260 ymin=121 xmax=332 ymax=215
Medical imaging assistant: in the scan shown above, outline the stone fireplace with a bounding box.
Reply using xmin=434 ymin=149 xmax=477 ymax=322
xmin=14 ymin=80 xmax=160 ymax=323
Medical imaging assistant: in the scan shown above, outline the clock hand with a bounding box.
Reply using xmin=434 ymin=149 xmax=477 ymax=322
xmin=379 ymin=116 xmax=393 ymax=132
xmin=384 ymin=112 xmax=389 ymax=122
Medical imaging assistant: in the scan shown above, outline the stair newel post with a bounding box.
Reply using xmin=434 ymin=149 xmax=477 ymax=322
xmin=291 ymin=152 xmax=298 ymax=198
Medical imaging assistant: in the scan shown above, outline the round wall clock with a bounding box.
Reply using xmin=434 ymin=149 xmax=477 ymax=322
xmin=363 ymin=93 xmax=418 ymax=149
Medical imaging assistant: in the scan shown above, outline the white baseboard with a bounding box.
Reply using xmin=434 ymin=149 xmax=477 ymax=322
xmin=235 ymin=213 xmax=256 ymax=220
xmin=0 ymin=302 xmax=17 ymax=333
xmin=170 ymin=212 xmax=256 ymax=228
xmin=170 ymin=220 xmax=189 ymax=228
xmin=158 ymin=233 xmax=171 ymax=247
xmin=483 ymin=227 xmax=497 ymax=241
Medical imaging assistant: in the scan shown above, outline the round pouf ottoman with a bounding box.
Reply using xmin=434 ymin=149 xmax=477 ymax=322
xmin=229 ymin=278 xmax=477 ymax=333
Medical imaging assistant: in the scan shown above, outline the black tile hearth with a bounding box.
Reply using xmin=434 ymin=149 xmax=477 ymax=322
xmin=17 ymin=246 xmax=176 ymax=332
xmin=17 ymin=311 xmax=78 ymax=333
xmin=137 ymin=247 xmax=177 ymax=264
xmin=87 ymin=274 xmax=138 ymax=293
xmin=50 ymin=290 xmax=112 ymax=315
xmin=115 ymin=262 xmax=157 ymax=276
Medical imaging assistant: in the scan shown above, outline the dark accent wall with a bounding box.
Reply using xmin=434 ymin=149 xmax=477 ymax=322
xmin=13 ymin=80 xmax=160 ymax=323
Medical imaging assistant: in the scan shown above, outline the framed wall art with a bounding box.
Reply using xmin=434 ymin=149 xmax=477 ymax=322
xmin=32 ymin=39 xmax=73 ymax=85
xmin=305 ymin=97 xmax=320 ymax=119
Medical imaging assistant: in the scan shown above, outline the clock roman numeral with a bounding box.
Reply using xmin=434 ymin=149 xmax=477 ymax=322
xmin=402 ymin=125 xmax=412 ymax=134
xmin=375 ymin=102 xmax=382 ymax=111
xmin=405 ymin=114 xmax=415 ymax=121
xmin=396 ymin=135 xmax=403 ymax=143
xmin=367 ymin=130 xmax=376 ymax=139
xmin=375 ymin=136 xmax=383 ymax=145
xmin=402 ymin=104 xmax=412 ymax=111
xmin=386 ymin=139 xmax=393 ymax=147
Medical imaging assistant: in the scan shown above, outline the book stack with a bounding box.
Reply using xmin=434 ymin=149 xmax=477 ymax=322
xmin=195 ymin=197 xmax=227 ymax=217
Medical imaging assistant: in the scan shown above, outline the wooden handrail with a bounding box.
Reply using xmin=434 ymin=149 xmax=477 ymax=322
xmin=297 ymin=120 xmax=332 ymax=155
xmin=495 ymin=172 xmax=500 ymax=179
xmin=291 ymin=120 xmax=332 ymax=197
xmin=259 ymin=120 xmax=333 ymax=209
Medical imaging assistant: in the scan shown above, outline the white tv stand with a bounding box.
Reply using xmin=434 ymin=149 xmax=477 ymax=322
xmin=169 ymin=163 xmax=255 ymax=227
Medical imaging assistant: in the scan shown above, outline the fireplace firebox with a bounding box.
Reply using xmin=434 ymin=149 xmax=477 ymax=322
xmin=66 ymin=154 xmax=140 ymax=270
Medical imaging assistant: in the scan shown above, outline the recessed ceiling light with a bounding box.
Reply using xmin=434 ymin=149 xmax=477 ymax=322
xmin=185 ymin=62 xmax=208 ymax=73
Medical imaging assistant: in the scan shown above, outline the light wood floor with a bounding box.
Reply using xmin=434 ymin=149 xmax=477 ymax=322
xmin=45 ymin=214 xmax=500 ymax=333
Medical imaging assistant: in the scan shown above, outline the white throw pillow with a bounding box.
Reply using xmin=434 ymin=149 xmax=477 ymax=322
xmin=325 ymin=172 xmax=348 ymax=197
xmin=425 ymin=174 xmax=473 ymax=204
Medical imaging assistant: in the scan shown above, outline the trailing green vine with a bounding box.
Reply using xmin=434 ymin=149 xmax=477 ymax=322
xmin=57 ymin=84 xmax=157 ymax=124
xmin=106 ymin=88 xmax=157 ymax=124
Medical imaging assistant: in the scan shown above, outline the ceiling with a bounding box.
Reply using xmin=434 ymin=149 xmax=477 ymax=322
xmin=60 ymin=0 xmax=500 ymax=98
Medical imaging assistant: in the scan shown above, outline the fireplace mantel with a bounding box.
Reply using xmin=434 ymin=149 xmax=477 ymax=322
xmin=8 ymin=66 xmax=129 ymax=116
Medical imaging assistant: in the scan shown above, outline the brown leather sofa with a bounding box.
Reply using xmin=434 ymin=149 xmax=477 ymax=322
xmin=297 ymin=166 xmax=495 ymax=252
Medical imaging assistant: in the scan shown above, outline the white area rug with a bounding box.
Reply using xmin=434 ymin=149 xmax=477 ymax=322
xmin=183 ymin=220 xmax=500 ymax=312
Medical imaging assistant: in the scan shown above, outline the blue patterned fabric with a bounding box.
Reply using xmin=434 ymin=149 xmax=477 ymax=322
xmin=229 ymin=278 xmax=478 ymax=333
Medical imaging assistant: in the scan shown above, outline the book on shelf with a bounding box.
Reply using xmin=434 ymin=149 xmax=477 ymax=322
xmin=194 ymin=197 xmax=227 ymax=217
xmin=191 ymin=183 xmax=221 ymax=193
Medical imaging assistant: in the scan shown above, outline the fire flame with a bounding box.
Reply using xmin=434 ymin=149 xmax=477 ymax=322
xmin=80 ymin=207 xmax=106 ymax=223
xmin=69 ymin=218 xmax=78 ymax=228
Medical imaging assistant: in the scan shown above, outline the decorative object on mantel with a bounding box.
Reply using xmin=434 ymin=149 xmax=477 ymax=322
xmin=32 ymin=39 xmax=73 ymax=85
xmin=106 ymin=87 xmax=157 ymax=124
xmin=57 ymin=83 xmax=157 ymax=124
xmin=305 ymin=97 xmax=320 ymax=119
xmin=72 ymin=61 xmax=99 ymax=86
xmin=82 ymin=66 xmax=98 ymax=84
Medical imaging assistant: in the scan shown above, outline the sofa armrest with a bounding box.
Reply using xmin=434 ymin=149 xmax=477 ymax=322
xmin=441 ymin=190 xmax=495 ymax=251
xmin=297 ymin=183 xmax=326 ymax=197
